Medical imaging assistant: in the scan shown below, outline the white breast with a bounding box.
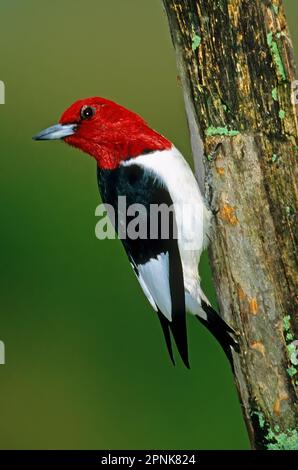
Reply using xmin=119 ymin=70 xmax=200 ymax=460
xmin=123 ymin=147 xmax=211 ymax=293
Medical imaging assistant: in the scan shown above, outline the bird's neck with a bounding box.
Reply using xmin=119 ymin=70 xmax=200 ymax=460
xmin=66 ymin=125 xmax=172 ymax=170
xmin=95 ymin=130 xmax=172 ymax=170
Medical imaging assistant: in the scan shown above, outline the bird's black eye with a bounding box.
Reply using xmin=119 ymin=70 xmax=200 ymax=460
xmin=80 ymin=105 xmax=95 ymax=120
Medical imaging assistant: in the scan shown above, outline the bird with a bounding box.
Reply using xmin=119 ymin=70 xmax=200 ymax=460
xmin=33 ymin=97 xmax=239 ymax=369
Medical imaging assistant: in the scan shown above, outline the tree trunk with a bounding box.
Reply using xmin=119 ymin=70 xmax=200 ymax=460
xmin=162 ymin=0 xmax=298 ymax=450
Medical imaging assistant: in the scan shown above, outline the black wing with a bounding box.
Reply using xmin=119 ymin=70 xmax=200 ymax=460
xmin=97 ymin=162 xmax=189 ymax=367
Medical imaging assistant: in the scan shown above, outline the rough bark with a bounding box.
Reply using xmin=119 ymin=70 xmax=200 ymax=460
xmin=162 ymin=0 xmax=298 ymax=450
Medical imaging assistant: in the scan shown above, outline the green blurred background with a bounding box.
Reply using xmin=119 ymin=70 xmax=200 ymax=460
xmin=0 ymin=0 xmax=296 ymax=450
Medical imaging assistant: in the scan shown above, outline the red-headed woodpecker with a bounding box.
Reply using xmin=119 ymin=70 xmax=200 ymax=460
xmin=33 ymin=97 xmax=239 ymax=369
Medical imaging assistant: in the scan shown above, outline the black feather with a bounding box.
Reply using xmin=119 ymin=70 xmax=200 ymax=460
xmin=168 ymin=230 xmax=189 ymax=369
xmin=97 ymin=163 xmax=189 ymax=368
xmin=198 ymin=301 xmax=239 ymax=370
xmin=157 ymin=311 xmax=175 ymax=366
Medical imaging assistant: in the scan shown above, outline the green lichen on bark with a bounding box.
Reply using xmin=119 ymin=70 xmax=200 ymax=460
xmin=266 ymin=427 xmax=298 ymax=450
xmin=252 ymin=411 xmax=298 ymax=450
xmin=287 ymin=366 xmax=297 ymax=378
xmin=272 ymin=87 xmax=278 ymax=101
xmin=272 ymin=5 xmax=279 ymax=16
xmin=267 ymin=32 xmax=287 ymax=81
xmin=205 ymin=126 xmax=239 ymax=136
xmin=191 ymin=34 xmax=201 ymax=51
xmin=272 ymin=2 xmax=279 ymax=16
xmin=279 ymin=109 xmax=286 ymax=119
xmin=283 ymin=315 xmax=291 ymax=331
xmin=283 ymin=315 xmax=297 ymax=378
xmin=252 ymin=410 xmax=266 ymax=429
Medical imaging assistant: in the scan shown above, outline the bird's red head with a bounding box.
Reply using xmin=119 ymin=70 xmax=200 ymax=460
xmin=34 ymin=97 xmax=171 ymax=169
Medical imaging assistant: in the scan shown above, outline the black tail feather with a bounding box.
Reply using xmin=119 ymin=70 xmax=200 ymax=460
xmin=198 ymin=301 xmax=240 ymax=370
xmin=157 ymin=311 xmax=175 ymax=366
xmin=169 ymin=311 xmax=190 ymax=369
xmin=157 ymin=300 xmax=238 ymax=371
xmin=157 ymin=310 xmax=190 ymax=369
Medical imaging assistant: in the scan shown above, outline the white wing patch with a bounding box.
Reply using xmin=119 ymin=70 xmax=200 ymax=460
xmin=137 ymin=253 xmax=172 ymax=321
xmin=130 ymin=262 xmax=158 ymax=312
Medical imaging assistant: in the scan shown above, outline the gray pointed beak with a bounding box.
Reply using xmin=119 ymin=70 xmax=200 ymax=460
xmin=33 ymin=123 xmax=77 ymax=141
